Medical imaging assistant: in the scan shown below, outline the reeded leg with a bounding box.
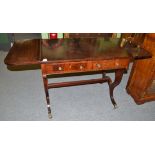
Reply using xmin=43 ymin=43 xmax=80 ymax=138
xmin=43 ymin=75 xmax=52 ymax=119
xmin=108 ymin=69 xmax=125 ymax=108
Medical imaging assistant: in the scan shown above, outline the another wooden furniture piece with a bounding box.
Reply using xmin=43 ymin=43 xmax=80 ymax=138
xmin=120 ymin=33 xmax=146 ymax=48
xmin=4 ymin=37 xmax=151 ymax=118
xmin=126 ymin=34 xmax=155 ymax=104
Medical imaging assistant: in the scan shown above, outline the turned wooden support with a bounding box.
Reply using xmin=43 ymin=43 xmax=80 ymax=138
xmin=41 ymin=64 xmax=52 ymax=119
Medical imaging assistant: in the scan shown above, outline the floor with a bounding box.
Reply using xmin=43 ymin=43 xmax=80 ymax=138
xmin=0 ymin=51 xmax=155 ymax=121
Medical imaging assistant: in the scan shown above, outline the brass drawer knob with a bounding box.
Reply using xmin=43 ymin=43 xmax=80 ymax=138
xmin=80 ymin=65 xmax=84 ymax=70
xmin=96 ymin=63 xmax=101 ymax=68
xmin=58 ymin=66 xmax=63 ymax=71
xmin=115 ymin=62 xmax=119 ymax=66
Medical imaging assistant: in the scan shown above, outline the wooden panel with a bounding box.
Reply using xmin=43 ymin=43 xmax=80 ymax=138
xmin=44 ymin=61 xmax=92 ymax=75
xmin=92 ymin=59 xmax=129 ymax=71
xmin=126 ymin=33 xmax=155 ymax=104
xmin=127 ymin=59 xmax=154 ymax=98
xmin=52 ymin=63 xmax=66 ymax=72
xmin=142 ymin=34 xmax=155 ymax=57
xmin=44 ymin=63 xmax=67 ymax=74
xmin=68 ymin=62 xmax=91 ymax=72
xmin=92 ymin=60 xmax=115 ymax=71
xmin=4 ymin=39 xmax=41 ymax=66
xmin=147 ymin=80 xmax=155 ymax=94
xmin=114 ymin=59 xmax=130 ymax=69
xmin=146 ymin=62 xmax=155 ymax=95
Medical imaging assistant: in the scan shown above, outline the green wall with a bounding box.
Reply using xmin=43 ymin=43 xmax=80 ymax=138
xmin=0 ymin=33 xmax=9 ymax=43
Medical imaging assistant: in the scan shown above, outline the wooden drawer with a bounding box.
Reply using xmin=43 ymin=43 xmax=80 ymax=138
xmin=114 ymin=59 xmax=130 ymax=69
xmin=44 ymin=61 xmax=92 ymax=75
xmin=92 ymin=60 xmax=114 ymax=71
xmin=68 ymin=62 xmax=91 ymax=72
xmin=92 ymin=59 xmax=129 ymax=71
xmin=45 ymin=63 xmax=67 ymax=74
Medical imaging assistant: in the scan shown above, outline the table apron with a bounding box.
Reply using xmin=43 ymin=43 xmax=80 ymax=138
xmin=42 ymin=58 xmax=130 ymax=75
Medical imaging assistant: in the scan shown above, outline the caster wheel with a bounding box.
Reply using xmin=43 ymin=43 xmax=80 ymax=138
xmin=48 ymin=113 xmax=52 ymax=119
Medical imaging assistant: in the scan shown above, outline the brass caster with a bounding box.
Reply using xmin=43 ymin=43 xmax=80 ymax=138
xmin=48 ymin=113 xmax=52 ymax=119
xmin=113 ymin=104 xmax=118 ymax=109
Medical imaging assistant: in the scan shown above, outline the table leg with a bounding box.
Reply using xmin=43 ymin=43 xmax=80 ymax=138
xmin=108 ymin=69 xmax=124 ymax=108
xmin=102 ymin=72 xmax=106 ymax=78
xmin=42 ymin=75 xmax=52 ymax=119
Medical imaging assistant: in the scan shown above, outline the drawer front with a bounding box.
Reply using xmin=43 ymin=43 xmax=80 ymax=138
xmin=68 ymin=62 xmax=91 ymax=72
xmin=44 ymin=61 xmax=92 ymax=74
xmin=92 ymin=59 xmax=129 ymax=71
xmin=92 ymin=60 xmax=114 ymax=71
xmin=52 ymin=64 xmax=66 ymax=72
xmin=45 ymin=63 xmax=67 ymax=74
xmin=114 ymin=59 xmax=130 ymax=69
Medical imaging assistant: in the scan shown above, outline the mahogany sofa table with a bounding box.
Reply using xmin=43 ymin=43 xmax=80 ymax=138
xmin=4 ymin=38 xmax=151 ymax=118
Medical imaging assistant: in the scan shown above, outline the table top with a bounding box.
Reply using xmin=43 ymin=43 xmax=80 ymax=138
xmin=4 ymin=38 xmax=152 ymax=66
xmin=41 ymin=38 xmax=129 ymax=62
